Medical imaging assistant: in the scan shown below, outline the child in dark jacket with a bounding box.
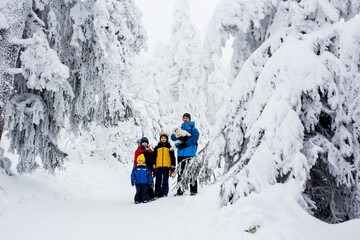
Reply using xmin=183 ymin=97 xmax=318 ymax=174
xmin=152 ymin=133 xmax=176 ymax=198
xmin=131 ymin=154 xmax=153 ymax=204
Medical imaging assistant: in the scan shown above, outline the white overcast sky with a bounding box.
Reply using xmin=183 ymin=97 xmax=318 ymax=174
xmin=134 ymin=0 xmax=224 ymax=53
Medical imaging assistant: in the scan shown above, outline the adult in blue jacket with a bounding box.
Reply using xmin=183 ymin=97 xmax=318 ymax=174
xmin=171 ymin=113 xmax=200 ymax=196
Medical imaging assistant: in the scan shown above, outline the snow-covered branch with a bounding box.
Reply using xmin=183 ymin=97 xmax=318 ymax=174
xmin=10 ymin=37 xmax=35 ymax=46
xmin=5 ymin=68 xmax=22 ymax=75
xmin=0 ymin=12 xmax=8 ymax=30
xmin=30 ymin=10 xmax=45 ymax=27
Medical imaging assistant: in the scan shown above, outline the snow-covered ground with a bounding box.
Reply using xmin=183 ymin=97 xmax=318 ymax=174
xmin=1 ymin=138 xmax=360 ymax=240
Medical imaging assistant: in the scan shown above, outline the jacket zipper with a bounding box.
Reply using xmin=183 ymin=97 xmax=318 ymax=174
xmin=162 ymin=147 xmax=164 ymax=167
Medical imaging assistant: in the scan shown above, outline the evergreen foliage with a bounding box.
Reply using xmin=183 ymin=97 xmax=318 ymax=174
xmin=1 ymin=0 xmax=146 ymax=173
xmin=0 ymin=0 xmax=32 ymax=141
xmin=204 ymin=0 xmax=360 ymax=223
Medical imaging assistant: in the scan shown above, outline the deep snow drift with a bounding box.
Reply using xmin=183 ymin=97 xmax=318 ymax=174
xmin=1 ymin=138 xmax=359 ymax=240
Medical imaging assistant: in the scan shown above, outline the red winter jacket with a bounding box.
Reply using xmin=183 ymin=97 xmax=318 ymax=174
xmin=134 ymin=146 xmax=154 ymax=169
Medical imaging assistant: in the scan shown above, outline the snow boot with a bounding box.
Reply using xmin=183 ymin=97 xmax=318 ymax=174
xmin=174 ymin=189 xmax=183 ymax=196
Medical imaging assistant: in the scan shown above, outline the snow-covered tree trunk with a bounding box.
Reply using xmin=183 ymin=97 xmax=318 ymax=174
xmin=0 ymin=0 xmax=31 ymax=141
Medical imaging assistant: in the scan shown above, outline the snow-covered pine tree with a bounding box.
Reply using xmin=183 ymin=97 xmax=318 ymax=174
xmin=55 ymin=0 xmax=147 ymax=128
xmin=1 ymin=0 xmax=148 ymax=173
xmin=39 ymin=0 xmax=146 ymax=129
xmin=5 ymin=6 xmax=74 ymax=173
xmin=93 ymin=0 xmax=147 ymax=127
xmin=0 ymin=0 xmax=31 ymax=142
xmin=202 ymin=0 xmax=277 ymax=80
xmin=131 ymin=45 xmax=168 ymax=138
xmin=202 ymin=54 xmax=230 ymax=126
xmin=167 ymin=0 xmax=202 ymax=110
xmin=64 ymin=0 xmax=150 ymax=164
xmin=203 ymin=0 xmax=360 ymax=223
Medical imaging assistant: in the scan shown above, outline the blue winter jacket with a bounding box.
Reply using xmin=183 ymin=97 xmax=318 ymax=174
xmin=131 ymin=164 xmax=153 ymax=184
xmin=171 ymin=121 xmax=199 ymax=157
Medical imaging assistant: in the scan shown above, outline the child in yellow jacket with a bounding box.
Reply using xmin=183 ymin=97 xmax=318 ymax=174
xmin=152 ymin=133 xmax=175 ymax=198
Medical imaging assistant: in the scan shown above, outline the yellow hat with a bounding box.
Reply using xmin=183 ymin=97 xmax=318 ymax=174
xmin=137 ymin=154 xmax=145 ymax=163
xmin=160 ymin=132 xmax=168 ymax=140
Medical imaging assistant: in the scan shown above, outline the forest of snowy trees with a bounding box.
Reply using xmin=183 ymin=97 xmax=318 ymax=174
xmin=1 ymin=0 xmax=360 ymax=224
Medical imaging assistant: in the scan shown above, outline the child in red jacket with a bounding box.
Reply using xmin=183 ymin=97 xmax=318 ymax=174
xmin=134 ymin=137 xmax=154 ymax=200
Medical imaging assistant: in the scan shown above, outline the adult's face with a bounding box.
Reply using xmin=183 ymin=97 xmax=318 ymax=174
xmin=183 ymin=116 xmax=190 ymax=123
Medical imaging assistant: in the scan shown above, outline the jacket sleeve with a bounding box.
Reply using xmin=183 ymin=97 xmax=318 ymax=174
xmin=170 ymin=149 xmax=176 ymax=166
xmin=144 ymin=150 xmax=153 ymax=166
xmin=152 ymin=147 xmax=158 ymax=166
xmin=185 ymin=127 xmax=199 ymax=146
xmin=147 ymin=168 xmax=153 ymax=182
xmin=134 ymin=149 xmax=139 ymax=165
xmin=130 ymin=167 xmax=136 ymax=181
xmin=171 ymin=133 xmax=177 ymax=141
xmin=148 ymin=150 xmax=154 ymax=166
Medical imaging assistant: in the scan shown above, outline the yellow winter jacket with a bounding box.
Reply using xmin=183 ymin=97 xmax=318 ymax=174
xmin=153 ymin=142 xmax=175 ymax=168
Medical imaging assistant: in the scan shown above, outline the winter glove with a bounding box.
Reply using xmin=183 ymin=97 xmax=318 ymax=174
xmin=131 ymin=181 xmax=135 ymax=186
xmin=148 ymin=182 xmax=154 ymax=189
xmin=169 ymin=168 xmax=175 ymax=178
xmin=177 ymin=142 xmax=187 ymax=149
xmin=178 ymin=136 xmax=188 ymax=142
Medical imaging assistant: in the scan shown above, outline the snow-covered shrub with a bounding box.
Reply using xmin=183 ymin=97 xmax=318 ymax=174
xmin=174 ymin=144 xmax=216 ymax=192
xmin=0 ymin=147 xmax=13 ymax=176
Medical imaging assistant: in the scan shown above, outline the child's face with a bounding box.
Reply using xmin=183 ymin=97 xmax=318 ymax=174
xmin=141 ymin=142 xmax=148 ymax=147
xmin=160 ymin=136 xmax=167 ymax=143
xmin=138 ymin=160 xmax=144 ymax=164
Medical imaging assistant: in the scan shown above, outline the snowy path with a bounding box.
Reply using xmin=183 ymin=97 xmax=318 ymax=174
xmin=0 ymin=189 xmax=219 ymax=240
xmin=1 ymin=158 xmax=360 ymax=240
xmin=0 ymin=160 xmax=222 ymax=240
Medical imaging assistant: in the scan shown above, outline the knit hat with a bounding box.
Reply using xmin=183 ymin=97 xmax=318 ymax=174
xmin=160 ymin=132 xmax=168 ymax=140
xmin=140 ymin=137 xmax=149 ymax=144
xmin=183 ymin=113 xmax=191 ymax=121
xmin=137 ymin=154 xmax=145 ymax=163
